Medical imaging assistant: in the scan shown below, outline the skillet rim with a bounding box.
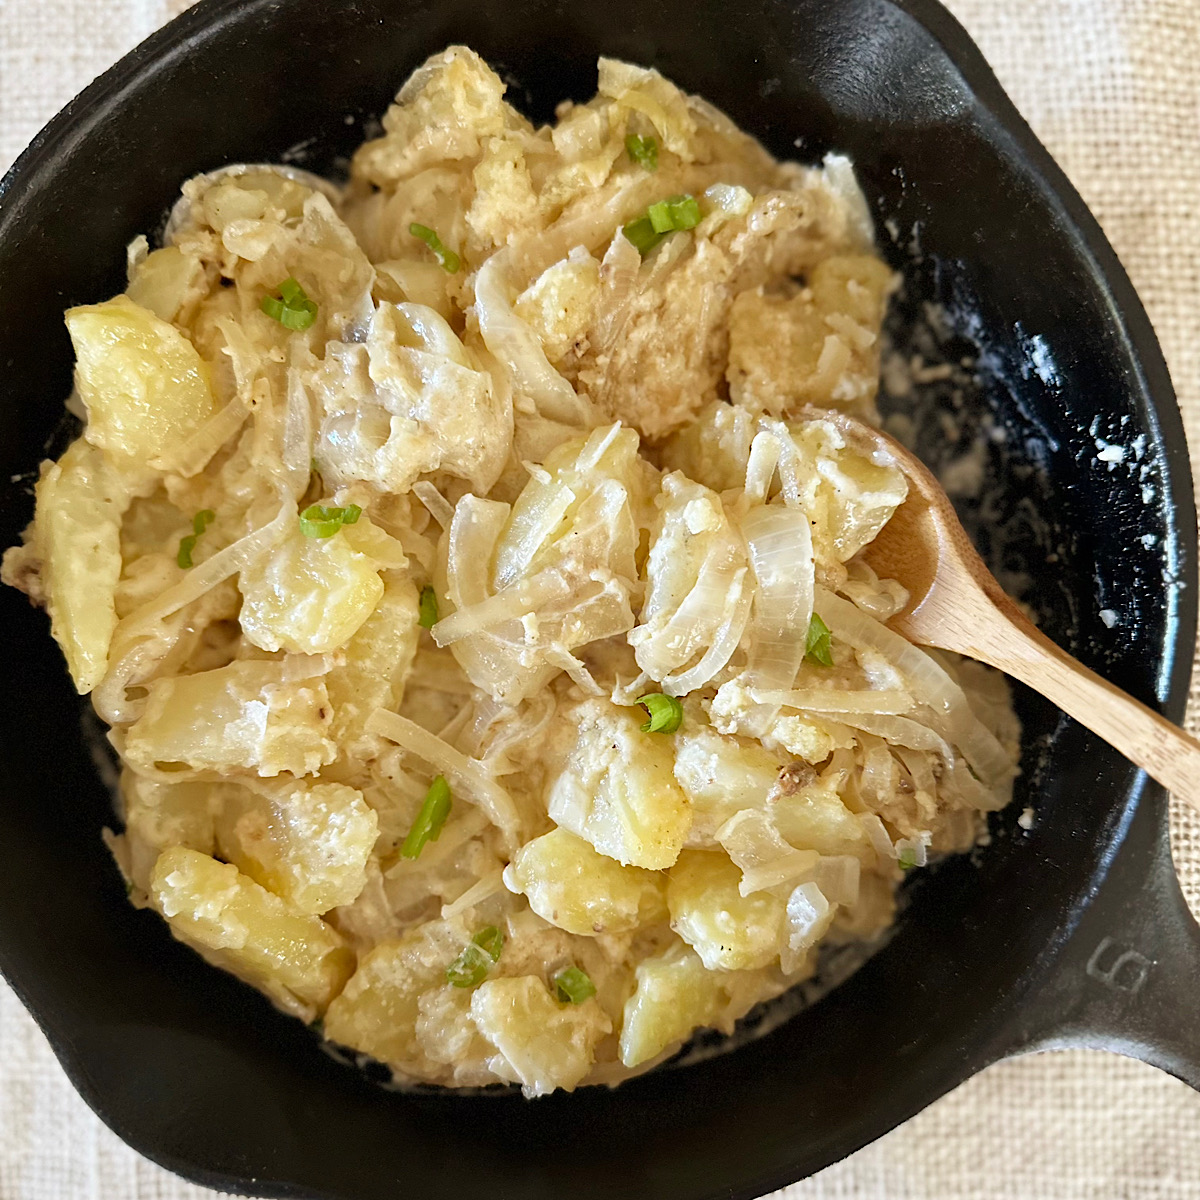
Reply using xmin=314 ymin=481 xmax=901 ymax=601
xmin=0 ymin=0 xmax=1194 ymax=1195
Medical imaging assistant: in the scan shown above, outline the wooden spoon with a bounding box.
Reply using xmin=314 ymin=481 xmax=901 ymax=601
xmin=832 ymin=412 xmax=1200 ymax=805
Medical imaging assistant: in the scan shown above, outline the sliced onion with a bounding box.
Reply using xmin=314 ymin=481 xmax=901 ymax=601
xmin=752 ymin=687 xmax=913 ymax=715
xmin=474 ymin=250 xmax=593 ymax=427
xmin=813 ymin=855 xmax=861 ymax=906
xmin=431 ymin=569 xmax=572 ymax=646
xmin=412 ymin=480 xmax=455 ymax=530
xmin=729 ymin=504 xmax=815 ymax=734
xmin=661 ymin=565 xmax=752 ymax=696
xmin=366 ymin=708 xmax=520 ymax=850
xmin=716 ymin=808 xmax=819 ymax=897
xmin=440 ymin=868 xmax=505 ymax=921
xmin=785 ymin=882 xmax=836 ymax=958
xmin=859 ymin=812 xmax=896 ymax=861
xmin=816 ymin=586 xmax=1012 ymax=783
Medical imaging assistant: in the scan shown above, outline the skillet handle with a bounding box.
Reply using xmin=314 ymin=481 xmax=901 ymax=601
xmin=1001 ymin=781 xmax=1200 ymax=1089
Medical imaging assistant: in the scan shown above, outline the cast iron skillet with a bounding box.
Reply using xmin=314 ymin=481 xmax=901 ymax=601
xmin=0 ymin=0 xmax=1196 ymax=1196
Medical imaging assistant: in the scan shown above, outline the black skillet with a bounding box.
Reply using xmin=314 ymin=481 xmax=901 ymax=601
xmin=0 ymin=0 xmax=1196 ymax=1196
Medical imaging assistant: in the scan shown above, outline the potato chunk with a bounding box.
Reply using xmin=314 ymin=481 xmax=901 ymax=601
xmin=470 ymin=975 xmax=611 ymax=1097
xmin=66 ymin=296 xmax=218 ymax=469
xmin=19 ymin=437 xmax=127 ymax=693
xmin=120 ymin=773 xmax=220 ymax=891
xmin=126 ymin=245 xmax=207 ymax=324
xmin=772 ymin=779 xmax=873 ymax=861
xmin=547 ymin=699 xmax=691 ymax=869
xmin=672 ymin=722 xmax=782 ymax=846
xmin=314 ymin=302 xmax=509 ymax=496
xmin=325 ymin=574 xmax=420 ymax=747
xmin=513 ymin=249 xmax=601 ymax=363
xmin=150 ymin=847 xmax=353 ymax=1020
xmin=667 ymin=850 xmax=785 ymax=970
xmin=324 ymin=922 xmax=463 ymax=1071
xmin=238 ymin=524 xmax=386 ymax=655
xmin=785 ymin=416 xmax=907 ymax=566
xmin=216 ymin=779 xmax=378 ymax=914
xmin=123 ymin=660 xmax=336 ymax=777
xmin=726 ymin=254 xmax=894 ymax=418
xmin=504 ymin=828 xmax=667 ymax=936
xmin=618 ymin=940 xmax=770 ymax=1068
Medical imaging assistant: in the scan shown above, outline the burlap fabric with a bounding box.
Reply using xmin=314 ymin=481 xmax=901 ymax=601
xmin=1 ymin=0 xmax=1197 ymax=1195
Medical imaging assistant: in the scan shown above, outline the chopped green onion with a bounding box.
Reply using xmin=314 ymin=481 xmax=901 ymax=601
xmin=553 ymin=966 xmax=596 ymax=1005
xmin=409 ymin=223 xmax=461 ymax=273
xmin=261 ymin=277 xmax=318 ymax=331
xmin=646 ymin=199 xmax=677 ymax=234
xmin=445 ymin=926 xmax=503 ymax=988
xmin=177 ymin=508 xmax=217 ymax=568
xmin=418 ymin=585 xmax=439 ymax=629
xmin=446 ymin=943 xmax=492 ymax=988
xmin=622 ymin=194 xmax=702 ymax=256
xmin=473 ymin=925 xmax=504 ymax=962
xmin=665 ymin=193 xmax=701 ymax=230
xmin=399 ymin=775 xmax=452 ymax=859
xmin=625 ymin=133 xmax=658 ymax=171
xmin=636 ymin=692 xmax=683 ymax=734
xmin=299 ymin=503 xmax=361 ymax=539
xmin=805 ymin=612 xmax=834 ymax=667
xmin=621 ymin=215 xmax=663 ymax=256
xmin=897 ymin=847 xmax=918 ymax=871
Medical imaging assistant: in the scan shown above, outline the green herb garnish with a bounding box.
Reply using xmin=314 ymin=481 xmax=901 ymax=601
xmin=472 ymin=925 xmax=504 ymax=962
xmin=409 ymin=223 xmax=460 ymax=273
xmin=445 ymin=926 xmax=504 ymax=988
xmin=418 ymin=585 xmax=439 ymax=629
xmin=897 ymin=847 xmax=918 ymax=871
xmin=176 ymin=508 xmax=216 ymax=569
xmin=636 ymin=692 xmax=683 ymax=734
xmin=399 ymin=775 xmax=452 ymax=860
xmin=625 ymin=133 xmax=658 ymax=171
xmin=553 ymin=966 xmax=596 ymax=1005
xmin=298 ymin=503 xmax=362 ymax=539
xmin=621 ymin=193 xmax=701 ymax=256
xmin=446 ymin=943 xmax=491 ymax=988
xmin=261 ymin=277 xmax=318 ymax=331
xmin=805 ymin=612 xmax=834 ymax=667
xmin=622 ymin=216 xmax=663 ymax=255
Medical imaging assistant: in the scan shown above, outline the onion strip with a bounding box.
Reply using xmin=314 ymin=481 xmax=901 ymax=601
xmin=366 ymin=708 xmax=520 ymax=850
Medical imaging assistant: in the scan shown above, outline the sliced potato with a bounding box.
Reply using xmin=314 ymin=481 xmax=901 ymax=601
xmin=238 ymin=523 xmax=385 ymax=655
xmin=618 ymin=940 xmax=768 ymax=1068
xmin=672 ymin=722 xmax=782 ymax=846
xmin=547 ymin=699 xmax=691 ymax=869
xmin=25 ymin=437 xmax=127 ymax=693
xmin=216 ymin=778 xmax=378 ymax=914
xmin=324 ymin=921 xmax=463 ymax=1070
xmin=470 ymin=975 xmax=611 ymax=1096
xmin=150 ymin=846 xmax=353 ymax=1020
xmin=123 ymin=660 xmax=336 ymax=777
xmin=120 ymin=772 xmax=220 ymax=891
xmin=667 ymin=850 xmax=785 ymax=971
xmin=505 ymin=827 xmax=668 ymax=936
xmin=66 ymin=295 xmax=218 ymax=469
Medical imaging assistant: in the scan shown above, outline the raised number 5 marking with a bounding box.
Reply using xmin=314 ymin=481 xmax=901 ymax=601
xmin=1085 ymin=937 xmax=1152 ymax=995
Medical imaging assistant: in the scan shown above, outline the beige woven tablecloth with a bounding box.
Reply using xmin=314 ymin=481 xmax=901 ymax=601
xmin=2 ymin=0 xmax=1199 ymax=1195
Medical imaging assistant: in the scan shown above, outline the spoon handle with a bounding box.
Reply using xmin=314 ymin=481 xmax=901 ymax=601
xmin=964 ymin=602 xmax=1200 ymax=808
